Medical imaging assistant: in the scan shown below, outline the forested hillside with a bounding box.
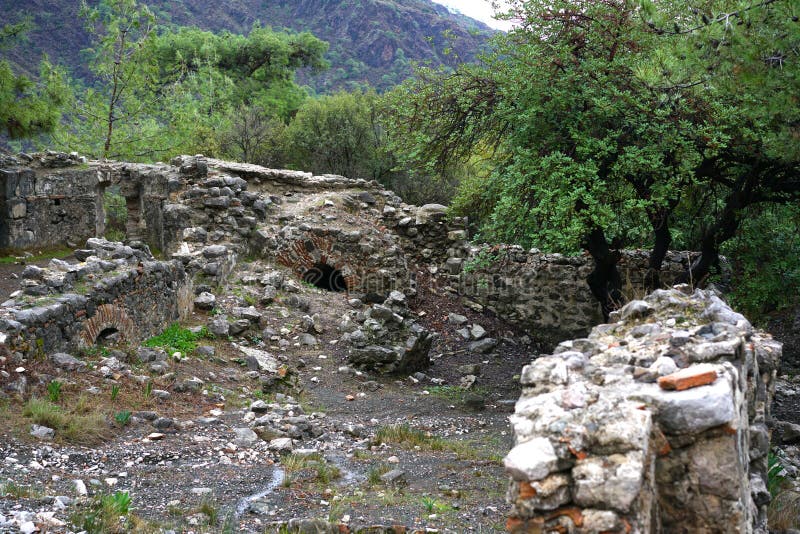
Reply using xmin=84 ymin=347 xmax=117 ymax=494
xmin=0 ymin=0 xmax=493 ymax=91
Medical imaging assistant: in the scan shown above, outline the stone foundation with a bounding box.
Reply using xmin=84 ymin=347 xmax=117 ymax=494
xmin=0 ymin=239 xmax=192 ymax=357
xmin=504 ymin=286 xmax=780 ymax=533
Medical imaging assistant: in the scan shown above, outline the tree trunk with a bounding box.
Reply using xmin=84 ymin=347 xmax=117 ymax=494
xmin=678 ymin=194 xmax=742 ymax=286
xmin=645 ymin=210 xmax=672 ymax=291
xmin=583 ymin=227 xmax=623 ymax=321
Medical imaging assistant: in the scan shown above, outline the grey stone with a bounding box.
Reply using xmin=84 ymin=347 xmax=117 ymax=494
xmin=457 ymin=364 xmax=481 ymax=376
xmin=470 ymin=324 xmax=487 ymax=340
xmin=152 ymin=417 xmax=175 ymax=430
xmin=194 ymin=292 xmax=216 ymax=310
xmin=299 ymin=333 xmax=317 ymax=346
xmin=380 ymin=469 xmax=406 ymax=486
xmin=207 ymin=317 xmax=230 ymax=337
xmin=572 ymin=452 xmax=644 ymax=512
xmin=269 ymin=438 xmax=294 ymax=452
xmin=195 ymin=346 xmax=215 ymax=358
xmin=468 ymin=338 xmax=497 ymax=354
xmin=233 ymin=427 xmax=259 ymax=447
xmin=229 ymin=319 xmax=251 ymax=335
xmin=447 ymin=313 xmax=469 ymax=326
xmin=30 ymin=424 xmax=55 ymax=440
xmin=50 ymin=352 xmax=86 ymax=371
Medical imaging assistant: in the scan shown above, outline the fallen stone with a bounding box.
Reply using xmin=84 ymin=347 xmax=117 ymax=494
xmin=194 ymin=292 xmax=216 ymax=310
xmin=50 ymin=352 xmax=86 ymax=371
xmin=207 ymin=317 xmax=230 ymax=337
xmin=233 ymin=427 xmax=259 ymax=447
xmin=269 ymin=438 xmax=294 ymax=452
xmin=30 ymin=424 xmax=55 ymax=441
xmin=380 ymin=469 xmax=406 ymax=486
xmin=468 ymin=338 xmax=497 ymax=354
xmin=447 ymin=313 xmax=468 ymax=326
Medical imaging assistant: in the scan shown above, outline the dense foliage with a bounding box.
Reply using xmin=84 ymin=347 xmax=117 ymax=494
xmin=0 ymin=20 xmax=69 ymax=140
xmin=388 ymin=0 xmax=800 ymax=316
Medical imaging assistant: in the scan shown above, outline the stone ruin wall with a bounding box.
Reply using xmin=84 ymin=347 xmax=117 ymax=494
xmin=0 ymin=152 xmax=717 ymax=356
xmin=0 ymin=239 xmax=193 ymax=358
xmin=504 ymin=286 xmax=781 ymax=534
xmin=0 ymin=152 xmax=178 ymax=252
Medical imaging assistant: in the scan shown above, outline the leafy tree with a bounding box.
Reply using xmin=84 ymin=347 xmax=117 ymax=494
xmin=0 ymin=20 xmax=69 ymax=144
xmin=78 ymin=0 xmax=157 ymax=159
xmin=148 ymin=25 xmax=328 ymax=120
xmin=284 ymin=90 xmax=394 ymax=181
xmin=389 ymin=0 xmax=800 ymax=316
xmin=219 ymin=106 xmax=288 ymax=167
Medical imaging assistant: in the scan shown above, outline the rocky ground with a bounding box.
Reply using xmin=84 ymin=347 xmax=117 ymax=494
xmin=0 ymin=257 xmax=539 ymax=534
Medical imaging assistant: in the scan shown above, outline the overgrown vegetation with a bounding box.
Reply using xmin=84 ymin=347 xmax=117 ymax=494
xmin=143 ymin=323 xmax=208 ymax=355
xmin=70 ymin=490 xmax=134 ymax=534
xmin=23 ymin=396 xmax=111 ymax=445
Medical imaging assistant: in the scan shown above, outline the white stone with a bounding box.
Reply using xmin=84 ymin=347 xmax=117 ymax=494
xmin=573 ymin=452 xmax=644 ymax=512
xmin=73 ymin=479 xmax=88 ymax=496
xmin=503 ymin=437 xmax=558 ymax=481
xmin=646 ymin=377 xmax=736 ymax=434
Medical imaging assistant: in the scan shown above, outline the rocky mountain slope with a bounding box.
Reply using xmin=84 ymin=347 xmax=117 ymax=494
xmin=1 ymin=0 xmax=495 ymax=92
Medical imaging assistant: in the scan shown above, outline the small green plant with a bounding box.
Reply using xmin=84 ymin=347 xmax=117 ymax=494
xmin=769 ymin=450 xmax=789 ymax=498
xmin=0 ymin=480 xmax=39 ymax=498
xmin=421 ymin=495 xmax=437 ymax=513
xmin=23 ymin=397 xmax=110 ymax=445
xmin=47 ymin=380 xmax=63 ymax=403
xmin=367 ymin=463 xmax=392 ymax=486
xmin=462 ymin=247 xmax=500 ymax=274
xmin=373 ymin=424 xmax=446 ymax=451
xmin=71 ymin=490 xmax=132 ymax=534
xmin=315 ymin=461 xmax=341 ymax=484
xmin=110 ymin=385 xmax=120 ymax=402
xmin=114 ymin=410 xmax=131 ymax=426
xmin=197 ymin=499 xmax=219 ymax=524
xmin=144 ymin=323 xmax=205 ymax=354
xmin=143 ymin=381 xmax=153 ymax=399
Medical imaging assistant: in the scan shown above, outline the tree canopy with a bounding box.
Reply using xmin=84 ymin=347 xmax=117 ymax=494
xmin=0 ymin=20 xmax=69 ymax=142
xmin=388 ymin=0 xmax=800 ymax=315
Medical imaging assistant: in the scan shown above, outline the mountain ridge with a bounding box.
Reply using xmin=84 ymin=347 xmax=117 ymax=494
xmin=1 ymin=0 xmax=495 ymax=92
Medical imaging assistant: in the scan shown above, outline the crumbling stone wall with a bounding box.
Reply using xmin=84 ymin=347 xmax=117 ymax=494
xmin=0 ymin=153 xmax=97 ymax=249
xmin=445 ymin=246 xmax=694 ymax=347
xmin=0 ymin=238 xmax=192 ymax=357
xmin=0 ymin=153 xmax=176 ymax=252
xmin=504 ymin=286 xmax=780 ymax=533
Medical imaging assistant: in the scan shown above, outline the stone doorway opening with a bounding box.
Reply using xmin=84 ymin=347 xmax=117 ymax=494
xmin=303 ymin=262 xmax=348 ymax=292
xmin=96 ymin=327 xmax=121 ymax=346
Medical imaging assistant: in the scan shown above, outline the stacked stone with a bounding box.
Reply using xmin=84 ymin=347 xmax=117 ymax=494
xmin=0 ymin=239 xmax=192 ymax=358
xmin=454 ymin=246 xmax=694 ymax=348
xmin=0 ymin=153 xmax=95 ymax=249
xmin=381 ymin=202 xmax=470 ymax=266
xmin=504 ymin=286 xmax=780 ymax=533
xmin=344 ymin=291 xmax=433 ymax=375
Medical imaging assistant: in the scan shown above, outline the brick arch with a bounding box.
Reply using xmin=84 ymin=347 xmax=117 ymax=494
xmin=80 ymin=304 xmax=137 ymax=346
xmin=276 ymin=234 xmax=360 ymax=291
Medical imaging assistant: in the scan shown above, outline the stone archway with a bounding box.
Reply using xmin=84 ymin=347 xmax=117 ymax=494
xmin=276 ymin=234 xmax=359 ymax=292
xmin=80 ymin=304 xmax=136 ymax=347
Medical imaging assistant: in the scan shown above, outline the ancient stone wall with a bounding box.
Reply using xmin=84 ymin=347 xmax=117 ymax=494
xmin=0 ymin=239 xmax=192 ymax=357
xmin=0 ymin=153 xmax=96 ymax=249
xmin=0 ymin=153 xmax=177 ymax=252
xmin=452 ymin=247 xmax=694 ymax=347
xmin=504 ymin=286 xmax=781 ymax=533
